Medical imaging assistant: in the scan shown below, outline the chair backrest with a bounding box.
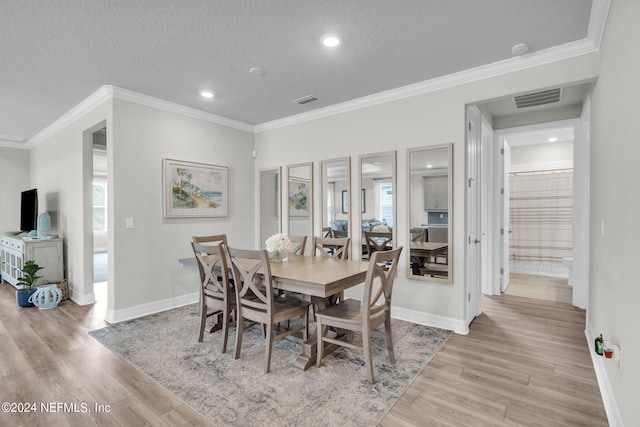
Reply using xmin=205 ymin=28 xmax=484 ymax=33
xmin=191 ymin=242 xmax=231 ymax=302
xmin=362 ymin=247 xmax=403 ymax=320
xmin=288 ymin=235 xmax=307 ymax=255
xmin=312 ymin=236 xmax=351 ymax=259
xmin=410 ymin=228 xmax=425 ymax=242
xmin=427 ymin=227 xmax=448 ymax=243
xmin=322 ymin=227 xmax=333 ymax=238
xmin=226 ymin=246 xmax=274 ymax=321
xmin=364 ymin=231 xmax=393 ymax=257
xmin=333 ymin=229 xmax=348 ymax=238
xmin=192 ymin=234 xmax=228 ymax=246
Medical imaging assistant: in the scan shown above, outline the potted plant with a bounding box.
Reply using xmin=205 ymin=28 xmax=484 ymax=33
xmin=16 ymin=260 xmax=44 ymax=307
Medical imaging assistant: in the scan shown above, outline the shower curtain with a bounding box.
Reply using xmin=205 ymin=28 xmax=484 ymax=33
xmin=509 ymin=170 xmax=573 ymax=276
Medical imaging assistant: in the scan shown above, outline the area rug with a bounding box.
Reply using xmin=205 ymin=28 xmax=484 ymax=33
xmin=89 ymin=304 xmax=452 ymax=427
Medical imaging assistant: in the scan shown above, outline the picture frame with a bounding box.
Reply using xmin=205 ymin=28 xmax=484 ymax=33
xmin=288 ymin=177 xmax=309 ymax=217
xmin=163 ymin=158 xmax=229 ymax=218
xmin=342 ymin=190 xmax=349 ymax=213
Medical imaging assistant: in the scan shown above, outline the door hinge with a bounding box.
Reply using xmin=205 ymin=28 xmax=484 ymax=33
xmin=468 ymin=177 xmax=473 ymax=187
xmin=500 ymin=188 xmax=504 ymax=195
xmin=468 ymin=293 xmax=471 ymax=302
xmin=500 ymin=268 xmax=504 ymax=275
xmin=468 ymin=122 xmax=472 ymax=131
xmin=500 ymin=148 xmax=504 ymax=155
xmin=500 ymin=228 xmax=504 ymax=235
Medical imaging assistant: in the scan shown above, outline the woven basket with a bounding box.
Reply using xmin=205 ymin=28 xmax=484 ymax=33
xmin=52 ymin=279 xmax=69 ymax=301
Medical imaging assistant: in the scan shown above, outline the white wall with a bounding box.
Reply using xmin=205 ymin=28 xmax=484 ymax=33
xmin=255 ymin=51 xmax=600 ymax=332
xmin=109 ymin=99 xmax=255 ymax=318
xmin=0 ymin=147 xmax=30 ymax=232
xmin=30 ymin=99 xmax=113 ymax=302
xmin=510 ymin=140 xmax=573 ymax=170
xmin=589 ymin=0 xmax=640 ymax=425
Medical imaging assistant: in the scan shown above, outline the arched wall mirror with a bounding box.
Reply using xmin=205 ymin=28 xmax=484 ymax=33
xmin=287 ymin=162 xmax=313 ymax=255
xmin=320 ymin=157 xmax=351 ymax=241
xmin=259 ymin=167 xmax=281 ymax=249
xmin=359 ymin=151 xmax=396 ymax=261
xmin=407 ymin=144 xmax=453 ymax=283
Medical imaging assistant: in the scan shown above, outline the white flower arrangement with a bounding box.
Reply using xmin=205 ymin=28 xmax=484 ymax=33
xmin=265 ymin=233 xmax=292 ymax=253
xmin=371 ymin=224 xmax=390 ymax=232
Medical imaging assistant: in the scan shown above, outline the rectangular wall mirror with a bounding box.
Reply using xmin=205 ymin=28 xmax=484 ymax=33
xmin=287 ymin=162 xmax=313 ymax=255
xmin=359 ymin=151 xmax=396 ymax=261
xmin=407 ymin=144 xmax=453 ymax=283
xmin=320 ymin=157 xmax=351 ymax=242
xmin=259 ymin=167 xmax=281 ymax=248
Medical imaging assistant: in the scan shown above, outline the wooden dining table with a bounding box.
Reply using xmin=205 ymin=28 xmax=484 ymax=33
xmin=179 ymin=253 xmax=369 ymax=370
xmin=409 ymin=242 xmax=448 ymax=275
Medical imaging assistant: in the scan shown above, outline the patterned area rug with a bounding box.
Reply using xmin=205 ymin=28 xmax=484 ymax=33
xmin=89 ymin=304 xmax=452 ymax=427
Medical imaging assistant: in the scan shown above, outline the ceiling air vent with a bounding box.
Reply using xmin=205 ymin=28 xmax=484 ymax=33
xmin=292 ymin=95 xmax=319 ymax=106
xmin=513 ymin=88 xmax=562 ymax=109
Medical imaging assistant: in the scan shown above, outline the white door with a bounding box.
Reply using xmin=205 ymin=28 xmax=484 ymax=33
xmin=466 ymin=107 xmax=482 ymax=323
xmin=501 ymin=139 xmax=511 ymax=292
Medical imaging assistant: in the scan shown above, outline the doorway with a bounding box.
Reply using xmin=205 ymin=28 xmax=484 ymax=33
xmin=91 ymin=127 xmax=108 ymax=308
xmin=497 ymin=123 xmax=575 ymax=304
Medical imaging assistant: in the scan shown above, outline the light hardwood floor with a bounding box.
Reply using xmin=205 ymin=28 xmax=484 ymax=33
xmin=505 ymin=273 xmax=573 ymax=304
xmin=0 ymin=282 xmax=607 ymax=426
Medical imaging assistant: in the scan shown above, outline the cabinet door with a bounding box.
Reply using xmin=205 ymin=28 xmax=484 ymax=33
xmin=24 ymin=242 xmax=63 ymax=283
xmin=423 ymin=177 xmax=438 ymax=209
xmin=436 ymin=177 xmax=448 ymax=209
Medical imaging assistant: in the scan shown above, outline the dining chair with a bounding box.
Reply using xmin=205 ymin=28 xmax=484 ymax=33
xmin=322 ymin=226 xmax=334 ymax=238
xmin=191 ymin=242 xmax=235 ymax=352
xmin=288 ymin=235 xmax=307 ymax=256
xmin=422 ymin=227 xmax=448 ymax=277
xmin=410 ymin=228 xmax=425 ymax=242
xmin=364 ymin=231 xmax=393 ymax=260
xmin=333 ymin=229 xmax=348 ymax=238
xmin=312 ymin=236 xmax=351 ymax=259
xmin=192 ymin=234 xmax=228 ymax=246
xmin=315 ymin=246 xmax=403 ymax=384
xmin=226 ymin=246 xmax=311 ymax=373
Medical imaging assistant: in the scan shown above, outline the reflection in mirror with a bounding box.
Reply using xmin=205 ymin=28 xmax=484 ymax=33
xmin=287 ymin=162 xmax=313 ymax=255
xmin=259 ymin=168 xmax=281 ymax=249
xmin=359 ymin=151 xmax=396 ymax=261
xmin=407 ymin=144 xmax=453 ymax=283
xmin=320 ymin=157 xmax=351 ymax=242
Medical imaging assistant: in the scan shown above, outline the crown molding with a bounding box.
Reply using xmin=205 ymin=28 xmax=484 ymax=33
xmin=110 ymin=86 xmax=255 ymax=133
xmin=20 ymin=86 xmax=113 ymax=149
xmin=255 ymin=38 xmax=600 ymax=133
xmin=588 ymin=0 xmax=612 ymax=47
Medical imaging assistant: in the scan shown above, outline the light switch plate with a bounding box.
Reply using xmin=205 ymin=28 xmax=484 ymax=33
xmin=125 ymin=218 xmax=134 ymax=229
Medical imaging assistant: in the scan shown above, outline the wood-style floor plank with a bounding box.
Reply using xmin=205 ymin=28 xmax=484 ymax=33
xmin=381 ymin=291 xmax=608 ymax=426
xmin=0 ymin=278 xmax=607 ymax=427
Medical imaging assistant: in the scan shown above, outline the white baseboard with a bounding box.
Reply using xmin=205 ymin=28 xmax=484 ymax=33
xmin=585 ymin=320 xmax=623 ymax=427
xmin=105 ymin=292 xmax=199 ymax=324
xmin=70 ymin=291 xmax=96 ymax=306
xmin=392 ymin=306 xmax=468 ymax=335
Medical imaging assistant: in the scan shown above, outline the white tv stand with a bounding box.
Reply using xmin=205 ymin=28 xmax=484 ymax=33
xmin=0 ymin=233 xmax=64 ymax=288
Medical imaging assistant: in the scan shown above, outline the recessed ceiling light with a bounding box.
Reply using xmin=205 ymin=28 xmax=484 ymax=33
xmin=199 ymin=90 xmax=214 ymax=99
xmin=321 ymin=34 xmax=340 ymax=48
xmin=426 ymin=164 xmax=433 ymax=169
xmin=548 ymin=137 xmax=558 ymax=142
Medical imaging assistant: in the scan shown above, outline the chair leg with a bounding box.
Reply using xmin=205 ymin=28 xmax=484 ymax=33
xmin=362 ymin=328 xmax=376 ymax=384
xmin=234 ymin=314 xmax=244 ymax=360
xmin=221 ymin=309 xmax=229 ymax=354
xmin=385 ymin=313 xmax=396 ymax=364
xmin=198 ymin=301 xmax=206 ymax=342
xmin=316 ymin=319 xmax=325 ymax=368
xmin=302 ymin=310 xmax=309 ymax=341
xmin=265 ymin=323 xmax=273 ymax=374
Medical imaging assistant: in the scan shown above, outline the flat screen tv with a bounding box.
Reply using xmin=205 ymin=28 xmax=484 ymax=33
xmin=20 ymin=188 xmax=38 ymax=233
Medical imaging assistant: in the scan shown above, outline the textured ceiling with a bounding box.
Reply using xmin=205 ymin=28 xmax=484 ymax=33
xmin=1 ymin=0 xmax=594 ymax=144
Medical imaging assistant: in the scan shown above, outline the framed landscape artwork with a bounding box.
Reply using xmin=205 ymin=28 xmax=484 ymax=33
xmin=288 ymin=177 xmax=309 ymax=217
xmin=163 ymin=159 xmax=229 ymax=218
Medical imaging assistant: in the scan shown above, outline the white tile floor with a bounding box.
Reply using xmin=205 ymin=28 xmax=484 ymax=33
xmin=504 ymin=273 xmax=573 ymax=304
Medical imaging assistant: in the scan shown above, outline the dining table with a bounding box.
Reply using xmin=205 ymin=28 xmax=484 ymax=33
xmin=409 ymin=241 xmax=448 ymax=275
xmin=179 ymin=253 xmax=370 ymax=370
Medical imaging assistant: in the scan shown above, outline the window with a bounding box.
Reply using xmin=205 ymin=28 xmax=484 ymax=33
xmin=93 ymin=178 xmax=107 ymax=232
xmin=380 ymin=182 xmax=394 ymax=227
